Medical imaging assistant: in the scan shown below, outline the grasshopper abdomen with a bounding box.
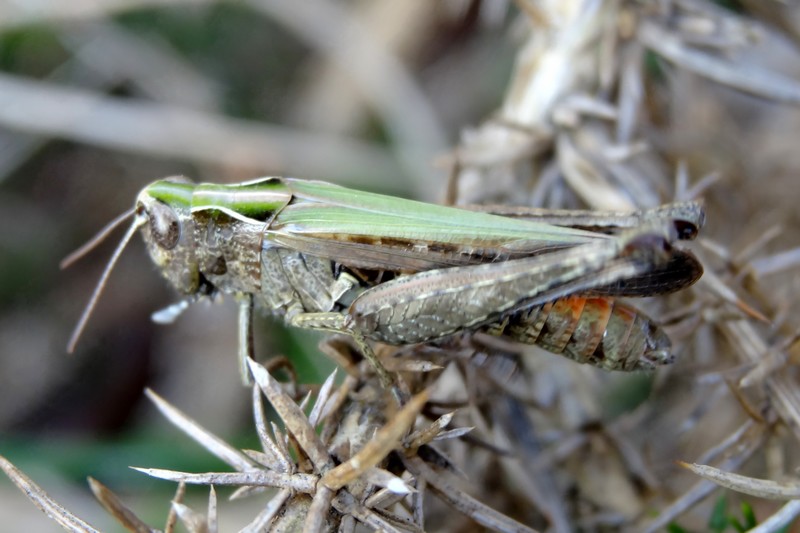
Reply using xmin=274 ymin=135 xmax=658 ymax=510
xmin=492 ymin=296 xmax=672 ymax=371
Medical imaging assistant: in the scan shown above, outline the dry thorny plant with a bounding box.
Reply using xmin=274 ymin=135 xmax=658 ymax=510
xmin=0 ymin=340 xmax=534 ymax=533
xmin=4 ymin=0 xmax=800 ymax=532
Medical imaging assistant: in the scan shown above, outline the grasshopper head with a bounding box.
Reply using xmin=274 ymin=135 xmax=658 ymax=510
xmin=136 ymin=177 xmax=209 ymax=297
xmin=65 ymin=176 xmax=207 ymax=353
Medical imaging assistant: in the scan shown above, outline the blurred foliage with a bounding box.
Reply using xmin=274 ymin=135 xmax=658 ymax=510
xmin=118 ymin=5 xmax=309 ymax=119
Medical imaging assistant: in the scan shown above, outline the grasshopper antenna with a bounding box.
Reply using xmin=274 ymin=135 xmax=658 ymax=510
xmin=65 ymin=212 xmax=144 ymax=353
xmin=60 ymin=208 xmax=137 ymax=269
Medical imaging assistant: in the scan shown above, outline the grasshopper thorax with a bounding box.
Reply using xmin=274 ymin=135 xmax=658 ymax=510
xmin=136 ymin=177 xmax=209 ymax=298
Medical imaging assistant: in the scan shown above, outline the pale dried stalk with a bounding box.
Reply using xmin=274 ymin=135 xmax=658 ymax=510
xmin=0 ymin=72 xmax=401 ymax=186
xmin=679 ymin=462 xmax=800 ymax=500
xmin=0 ymin=455 xmax=101 ymax=533
xmin=0 ymin=0 xmax=215 ymax=29
xmin=87 ymin=478 xmax=151 ymax=533
xmin=748 ymin=500 xmax=800 ymax=533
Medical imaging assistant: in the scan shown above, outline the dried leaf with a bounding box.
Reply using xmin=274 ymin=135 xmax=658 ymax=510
xmin=131 ymin=468 xmax=317 ymax=492
xmin=171 ymin=502 xmax=207 ymax=533
xmin=0 ymin=455 xmax=101 ymax=533
xmin=308 ymin=369 xmax=338 ymax=426
xmin=679 ymin=461 xmax=800 ymax=500
xmin=321 ymin=390 xmax=428 ymax=490
xmin=145 ymin=389 xmax=257 ymax=472
xmin=748 ymin=500 xmax=800 ymax=533
xmin=403 ymin=455 xmax=539 ymax=533
xmin=87 ymin=477 xmax=153 ymax=533
xmin=406 ymin=411 xmax=454 ymax=449
xmin=248 ymin=358 xmax=333 ymax=472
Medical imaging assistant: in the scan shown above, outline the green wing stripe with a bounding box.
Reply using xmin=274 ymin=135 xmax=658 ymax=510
xmin=190 ymin=179 xmax=292 ymax=221
xmin=281 ymin=178 xmax=602 ymax=246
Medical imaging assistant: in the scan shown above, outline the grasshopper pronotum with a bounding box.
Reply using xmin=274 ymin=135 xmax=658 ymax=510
xmin=65 ymin=177 xmax=703 ymax=399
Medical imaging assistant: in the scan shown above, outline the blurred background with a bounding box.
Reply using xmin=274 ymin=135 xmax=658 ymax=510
xmin=1 ymin=0 xmax=800 ymax=531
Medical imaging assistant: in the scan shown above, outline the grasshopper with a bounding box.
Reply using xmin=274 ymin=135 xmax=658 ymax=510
xmin=65 ymin=176 xmax=703 ymax=399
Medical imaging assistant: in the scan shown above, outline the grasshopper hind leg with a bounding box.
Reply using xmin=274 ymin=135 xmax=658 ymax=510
xmin=288 ymin=311 xmax=408 ymax=404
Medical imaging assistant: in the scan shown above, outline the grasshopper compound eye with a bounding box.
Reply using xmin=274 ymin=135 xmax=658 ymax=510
xmin=144 ymin=200 xmax=181 ymax=250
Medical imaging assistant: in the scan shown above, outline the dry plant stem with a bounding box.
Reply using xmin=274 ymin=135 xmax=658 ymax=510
xmin=749 ymin=246 xmax=800 ymax=277
xmin=362 ymin=485 xmax=403 ymax=511
xmin=270 ymin=422 xmax=293 ymax=470
xmin=318 ymin=377 xmax=357 ymax=440
xmin=138 ymin=358 xmax=529 ymax=531
xmin=240 ymin=488 xmax=291 ymax=533
xmin=718 ymin=311 xmax=800 ymax=442
xmin=88 ymin=477 xmax=152 ymax=533
xmin=0 ymin=73 xmax=402 ymax=185
xmin=693 ymin=420 xmax=756 ymax=465
xmin=637 ymin=428 xmax=766 ymax=533
xmin=321 ymin=391 xmax=428 ymax=490
xmin=368 ymin=508 xmax=422 ymax=533
xmin=330 ymin=492 xmax=405 ymax=533
xmin=490 ymin=396 xmax=571 ymax=533
xmin=248 ymin=359 xmax=333 ymax=472
xmin=732 ymin=226 xmax=783 ymax=267
xmin=165 ymin=482 xmax=186 ymax=533
xmin=432 ymin=427 xmax=474 ymax=442
xmin=131 ymin=468 xmax=317 ymax=492
xmin=637 ymin=19 xmax=800 ymax=104
xmin=144 ymin=389 xmax=259 ymax=471
xmin=305 ymin=485 xmax=335 ymax=533
xmin=413 ymin=477 xmax=426 ymax=528
xmin=0 ymin=0 xmax=217 ymax=28
xmin=0 ymin=455 xmax=101 ymax=533
xmin=63 ymin=22 xmax=221 ymax=111
xmin=360 ymin=468 xmax=412 ymax=495
xmin=308 ymin=368 xmax=338 ymax=426
xmin=406 ymin=412 xmax=455 ymax=451
xmin=171 ymin=501 xmax=206 ymax=532
xmin=251 ymin=387 xmax=292 ymax=473
xmin=402 ymin=455 xmax=539 ymax=533
xmin=679 ymin=462 xmax=800 ymax=499
xmin=0 ymin=25 xmax=214 ymax=194
xmin=748 ymin=500 xmax=800 ymax=533
xmin=206 ymin=486 xmax=217 ymax=533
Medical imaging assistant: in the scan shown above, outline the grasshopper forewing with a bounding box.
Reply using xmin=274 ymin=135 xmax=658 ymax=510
xmin=66 ymin=176 xmax=704 ymax=397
